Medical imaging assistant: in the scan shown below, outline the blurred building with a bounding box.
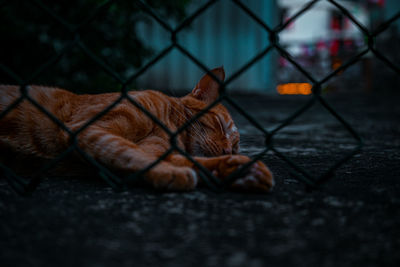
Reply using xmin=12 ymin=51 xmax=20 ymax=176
xmin=277 ymin=0 xmax=370 ymax=92
xmin=278 ymin=0 xmax=369 ymax=56
xmin=135 ymin=0 xmax=277 ymax=92
xmin=134 ymin=0 xmax=398 ymax=93
xmin=277 ymin=0 xmax=399 ymax=92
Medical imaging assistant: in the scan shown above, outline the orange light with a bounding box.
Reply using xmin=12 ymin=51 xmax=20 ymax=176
xmin=277 ymin=83 xmax=312 ymax=95
xmin=332 ymin=58 xmax=343 ymax=74
xmin=332 ymin=62 xmax=342 ymax=70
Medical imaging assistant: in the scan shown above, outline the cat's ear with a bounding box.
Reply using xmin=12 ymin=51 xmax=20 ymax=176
xmin=190 ymin=66 xmax=225 ymax=104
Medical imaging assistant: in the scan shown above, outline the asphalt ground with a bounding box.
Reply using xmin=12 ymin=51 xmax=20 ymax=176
xmin=1 ymin=92 xmax=399 ymax=267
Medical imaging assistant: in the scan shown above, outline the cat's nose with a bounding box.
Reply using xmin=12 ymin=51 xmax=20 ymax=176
xmin=223 ymin=148 xmax=232 ymax=154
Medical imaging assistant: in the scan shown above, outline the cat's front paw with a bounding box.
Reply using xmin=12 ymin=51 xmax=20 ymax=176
xmin=213 ymin=154 xmax=251 ymax=178
xmin=230 ymin=161 xmax=274 ymax=193
xmin=148 ymin=165 xmax=198 ymax=192
xmin=212 ymin=155 xmax=274 ymax=193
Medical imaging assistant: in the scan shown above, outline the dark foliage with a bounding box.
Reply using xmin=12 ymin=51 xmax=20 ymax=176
xmin=0 ymin=0 xmax=191 ymax=93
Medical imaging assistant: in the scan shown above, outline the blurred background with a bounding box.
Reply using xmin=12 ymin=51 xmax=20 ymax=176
xmin=1 ymin=0 xmax=399 ymax=94
xmin=1 ymin=3 xmax=400 ymax=265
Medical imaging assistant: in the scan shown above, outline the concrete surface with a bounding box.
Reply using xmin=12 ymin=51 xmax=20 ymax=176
xmin=1 ymin=93 xmax=399 ymax=267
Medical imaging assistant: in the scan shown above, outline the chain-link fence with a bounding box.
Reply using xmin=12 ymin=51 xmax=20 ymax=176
xmin=1 ymin=0 xmax=399 ymax=195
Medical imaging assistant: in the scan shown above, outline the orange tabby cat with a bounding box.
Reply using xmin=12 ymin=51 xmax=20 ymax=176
xmin=0 ymin=67 xmax=274 ymax=192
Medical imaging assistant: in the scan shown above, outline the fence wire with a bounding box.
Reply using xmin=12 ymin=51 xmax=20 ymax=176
xmin=1 ymin=0 xmax=399 ymax=195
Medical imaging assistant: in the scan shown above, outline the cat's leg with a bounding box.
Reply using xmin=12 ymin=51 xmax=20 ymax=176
xmin=165 ymin=154 xmax=274 ymax=192
xmin=78 ymin=128 xmax=198 ymax=191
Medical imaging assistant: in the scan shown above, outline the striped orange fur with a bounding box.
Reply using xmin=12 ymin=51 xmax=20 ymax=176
xmin=0 ymin=67 xmax=274 ymax=192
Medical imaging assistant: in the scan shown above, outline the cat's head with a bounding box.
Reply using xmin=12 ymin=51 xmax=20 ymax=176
xmin=181 ymin=67 xmax=240 ymax=157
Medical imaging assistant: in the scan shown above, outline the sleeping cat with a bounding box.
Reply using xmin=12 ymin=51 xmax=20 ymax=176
xmin=0 ymin=67 xmax=274 ymax=192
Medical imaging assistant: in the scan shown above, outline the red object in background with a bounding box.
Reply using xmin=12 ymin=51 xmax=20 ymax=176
xmin=368 ymin=0 xmax=385 ymax=7
xmin=331 ymin=12 xmax=343 ymax=31
xmin=330 ymin=40 xmax=340 ymax=56
xmin=316 ymin=40 xmax=327 ymax=51
xmin=331 ymin=16 xmax=341 ymax=30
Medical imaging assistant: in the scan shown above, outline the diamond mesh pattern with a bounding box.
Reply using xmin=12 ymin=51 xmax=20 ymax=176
xmin=1 ymin=0 xmax=399 ymax=194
